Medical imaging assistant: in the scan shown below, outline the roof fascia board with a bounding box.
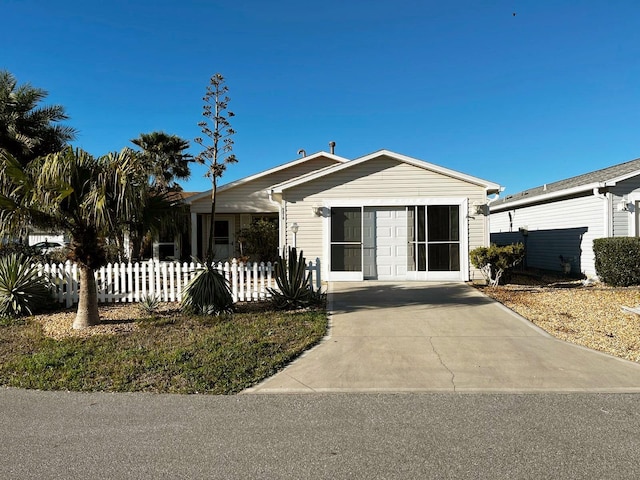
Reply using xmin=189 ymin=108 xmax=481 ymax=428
xmin=273 ymin=149 xmax=500 ymax=193
xmin=604 ymin=169 xmax=640 ymax=187
xmin=490 ymin=182 xmax=604 ymax=212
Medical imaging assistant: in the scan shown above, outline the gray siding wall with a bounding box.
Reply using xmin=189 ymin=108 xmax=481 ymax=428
xmin=490 ymin=194 xmax=605 ymax=276
xmin=283 ymin=156 xmax=491 ymax=279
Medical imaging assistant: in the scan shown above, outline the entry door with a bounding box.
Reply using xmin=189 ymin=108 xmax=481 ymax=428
xmin=363 ymin=207 xmax=408 ymax=280
xmin=201 ymin=216 xmax=235 ymax=261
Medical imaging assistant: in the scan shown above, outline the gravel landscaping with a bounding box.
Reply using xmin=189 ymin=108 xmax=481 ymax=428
xmin=478 ymin=274 xmax=640 ymax=363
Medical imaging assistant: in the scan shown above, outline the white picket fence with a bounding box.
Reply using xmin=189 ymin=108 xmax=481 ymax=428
xmin=39 ymin=259 xmax=322 ymax=307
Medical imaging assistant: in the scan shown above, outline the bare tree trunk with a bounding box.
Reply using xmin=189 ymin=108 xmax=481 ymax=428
xmin=73 ymin=265 xmax=100 ymax=329
xmin=207 ymin=178 xmax=217 ymax=262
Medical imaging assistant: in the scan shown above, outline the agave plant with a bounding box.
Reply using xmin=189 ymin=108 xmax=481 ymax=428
xmin=268 ymin=248 xmax=314 ymax=310
xmin=0 ymin=253 xmax=53 ymax=317
xmin=138 ymin=294 xmax=160 ymax=315
xmin=180 ymin=261 xmax=234 ymax=315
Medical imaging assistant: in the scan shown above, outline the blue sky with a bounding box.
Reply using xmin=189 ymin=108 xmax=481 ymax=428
xmin=3 ymin=0 xmax=639 ymax=195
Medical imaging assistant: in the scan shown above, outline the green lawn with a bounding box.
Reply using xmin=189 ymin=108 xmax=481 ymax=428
xmin=0 ymin=306 xmax=327 ymax=394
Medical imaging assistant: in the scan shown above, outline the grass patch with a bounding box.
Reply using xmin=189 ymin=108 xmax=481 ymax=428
xmin=0 ymin=306 xmax=327 ymax=394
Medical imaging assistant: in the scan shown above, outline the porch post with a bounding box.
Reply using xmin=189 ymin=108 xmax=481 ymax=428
xmin=191 ymin=212 xmax=198 ymax=259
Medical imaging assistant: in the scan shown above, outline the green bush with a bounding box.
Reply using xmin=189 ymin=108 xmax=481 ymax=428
xmin=470 ymin=243 xmax=525 ymax=286
xmin=0 ymin=242 xmax=38 ymax=259
xmin=593 ymin=237 xmax=640 ymax=286
xmin=0 ymin=253 xmax=54 ymax=318
xmin=180 ymin=262 xmax=234 ymax=315
xmin=238 ymin=219 xmax=279 ymax=263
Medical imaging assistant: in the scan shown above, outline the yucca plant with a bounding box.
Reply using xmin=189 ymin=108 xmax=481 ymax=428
xmin=180 ymin=261 xmax=234 ymax=315
xmin=0 ymin=253 xmax=53 ymax=318
xmin=138 ymin=294 xmax=160 ymax=315
xmin=268 ymin=247 xmax=314 ymax=310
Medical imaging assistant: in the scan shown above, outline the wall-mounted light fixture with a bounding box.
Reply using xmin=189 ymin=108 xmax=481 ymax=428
xmin=617 ymin=200 xmax=630 ymax=212
xmin=312 ymin=205 xmax=322 ymax=216
xmin=290 ymin=222 xmax=299 ymax=248
xmin=472 ymin=201 xmax=486 ymax=216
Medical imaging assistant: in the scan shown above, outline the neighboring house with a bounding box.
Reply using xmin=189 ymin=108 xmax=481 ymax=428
xmin=187 ymin=149 xmax=501 ymax=282
xmin=490 ymin=157 xmax=640 ymax=278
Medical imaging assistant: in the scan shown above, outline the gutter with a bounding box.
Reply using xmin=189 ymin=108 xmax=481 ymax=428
xmin=490 ymin=182 xmax=605 ymax=212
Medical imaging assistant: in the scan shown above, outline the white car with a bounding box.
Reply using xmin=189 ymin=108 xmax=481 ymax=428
xmin=32 ymin=241 xmax=67 ymax=254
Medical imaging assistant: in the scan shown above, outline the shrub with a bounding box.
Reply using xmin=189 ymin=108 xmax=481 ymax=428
xmin=268 ymin=247 xmax=318 ymax=310
xmin=470 ymin=243 xmax=525 ymax=286
xmin=238 ymin=219 xmax=279 ymax=263
xmin=138 ymin=294 xmax=160 ymax=315
xmin=0 ymin=242 xmax=38 ymax=259
xmin=0 ymin=253 xmax=54 ymax=317
xmin=593 ymin=237 xmax=640 ymax=286
xmin=180 ymin=262 xmax=234 ymax=315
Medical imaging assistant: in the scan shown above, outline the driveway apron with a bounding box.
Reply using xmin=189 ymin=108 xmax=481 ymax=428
xmin=245 ymin=282 xmax=640 ymax=393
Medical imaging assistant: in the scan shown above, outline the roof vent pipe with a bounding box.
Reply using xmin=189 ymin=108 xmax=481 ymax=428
xmin=297 ymin=149 xmax=306 ymax=157
xmin=329 ymin=141 xmax=336 ymax=155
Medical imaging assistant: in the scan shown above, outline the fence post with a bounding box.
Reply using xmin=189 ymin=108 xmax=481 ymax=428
xmin=231 ymin=259 xmax=238 ymax=303
xmin=127 ymin=262 xmax=134 ymax=302
xmin=239 ymin=260 xmax=246 ymax=302
xmin=315 ymin=257 xmax=321 ymax=290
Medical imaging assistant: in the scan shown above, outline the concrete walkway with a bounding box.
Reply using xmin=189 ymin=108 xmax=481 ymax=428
xmin=245 ymin=282 xmax=640 ymax=393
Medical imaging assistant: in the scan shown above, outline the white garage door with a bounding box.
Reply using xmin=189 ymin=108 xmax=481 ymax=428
xmin=363 ymin=207 xmax=408 ymax=280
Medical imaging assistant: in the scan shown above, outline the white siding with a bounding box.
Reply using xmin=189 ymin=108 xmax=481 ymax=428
xmin=609 ymin=175 xmax=640 ymax=237
xmin=190 ymin=157 xmax=339 ymax=214
xmin=282 ymin=156 xmax=491 ymax=280
xmin=491 ymin=194 xmax=605 ymax=276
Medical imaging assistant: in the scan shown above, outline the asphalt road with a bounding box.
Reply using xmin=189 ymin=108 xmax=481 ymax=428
xmin=1 ymin=388 xmax=639 ymax=479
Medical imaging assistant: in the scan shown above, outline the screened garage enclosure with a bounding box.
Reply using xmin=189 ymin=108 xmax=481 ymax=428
xmin=330 ymin=205 xmax=461 ymax=281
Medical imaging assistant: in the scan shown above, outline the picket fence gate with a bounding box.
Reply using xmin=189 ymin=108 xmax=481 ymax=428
xmin=38 ymin=259 xmax=322 ymax=307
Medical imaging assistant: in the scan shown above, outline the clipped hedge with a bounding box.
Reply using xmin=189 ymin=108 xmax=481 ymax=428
xmin=593 ymin=237 xmax=640 ymax=286
xmin=470 ymin=243 xmax=525 ymax=286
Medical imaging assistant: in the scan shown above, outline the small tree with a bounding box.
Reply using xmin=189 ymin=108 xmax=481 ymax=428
xmin=194 ymin=74 xmax=237 ymax=262
xmin=470 ymin=243 xmax=525 ymax=286
xmin=0 ymin=147 xmax=152 ymax=329
xmin=239 ymin=219 xmax=278 ymax=263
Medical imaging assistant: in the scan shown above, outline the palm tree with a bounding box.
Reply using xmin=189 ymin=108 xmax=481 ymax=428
xmin=131 ymin=131 xmax=192 ymax=192
xmin=127 ymin=132 xmax=192 ymax=259
xmin=0 ymin=70 xmax=76 ymax=165
xmin=0 ymin=147 xmax=150 ymax=329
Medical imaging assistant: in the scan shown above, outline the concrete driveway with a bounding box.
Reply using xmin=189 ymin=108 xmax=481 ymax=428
xmin=245 ymin=282 xmax=640 ymax=393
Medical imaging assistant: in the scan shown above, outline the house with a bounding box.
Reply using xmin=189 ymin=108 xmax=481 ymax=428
xmin=489 ymin=157 xmax=640 ymax=277
xmin=187 ymin=149 xmax=501 ymax=282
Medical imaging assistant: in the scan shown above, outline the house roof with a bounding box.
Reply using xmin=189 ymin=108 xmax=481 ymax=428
xmin=270 ymin=149 xmax=502 ymax=194
xmin=184 ymin=151 xmax=348 ymax=204
xmin=491 ymin=157 xmax=640 ymax=211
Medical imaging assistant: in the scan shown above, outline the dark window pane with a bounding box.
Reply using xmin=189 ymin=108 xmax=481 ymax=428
xmin=417 ymin=206 xmax=426 ymax=242
xmin=214 ymin=221 xmax=229 ymax=245
xmin=418 ymin=244 xmax=427 ymax=271
xmin=331 ymin=244 xmax=362 ymax=271
xmin=158 ymin=244 xmax=175 ymax=260
xmin=428 ymin=206 xmax=459 ymax=241
xmin=331 ymin=207 xmax=361 ymax=242
xmin=428 ymin=244 xmax=460 ymax=271
xmin=450 ymin=206 xmax=459 ymax=241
